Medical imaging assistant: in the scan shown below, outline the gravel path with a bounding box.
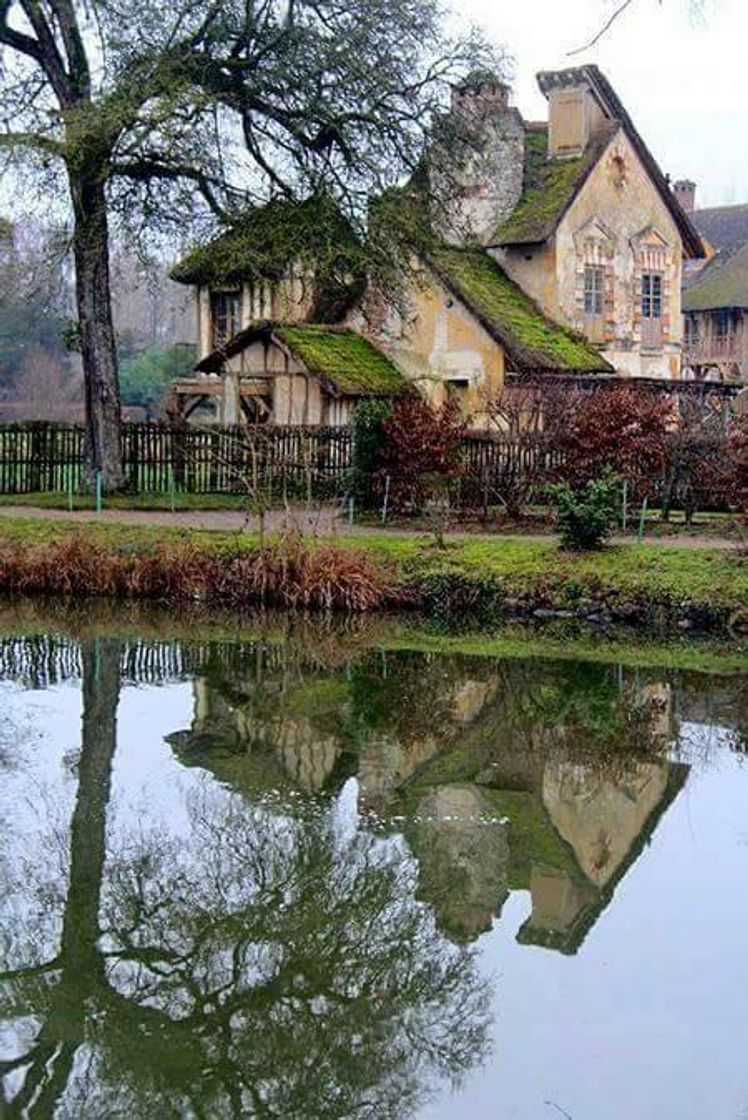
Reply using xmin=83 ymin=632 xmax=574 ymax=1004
xmin=0 ymin=503 xmax=739 ymax=549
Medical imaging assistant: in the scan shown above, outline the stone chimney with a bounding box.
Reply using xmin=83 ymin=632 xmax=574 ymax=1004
xmin=537 ymin=69 xmax=608 ymax=159
xmin=433 ymin=72 xmax=525 ymax=246
xmin=673 ymin=179 xmax=696 ymax=214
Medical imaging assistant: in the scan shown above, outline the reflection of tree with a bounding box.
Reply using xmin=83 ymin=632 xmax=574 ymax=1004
xmin=0 ymin=639 xmax=490 ymax=1119
xmin=0 ymin=636 xmax=121 ymax=1119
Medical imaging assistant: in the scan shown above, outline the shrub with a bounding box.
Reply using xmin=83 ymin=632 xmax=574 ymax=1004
xmin=408 ymin=570 xmax=505 ymax=627
xmin=376 ymin=393 xmax=465 ymax=515
xmin=0 ymin=533 xmax=386 ymax=612
xmin=348 ymin=399 xmax=392 ymax=505
xmin=553 ymin=386 xmax=672 ymax=496
xmin=216 ymin=534 xmax=386 ymax=612
xmin=550 ymin=473 xmax=621 ymax=551
xmin=732 ymin=412 xmax=748 ymax=512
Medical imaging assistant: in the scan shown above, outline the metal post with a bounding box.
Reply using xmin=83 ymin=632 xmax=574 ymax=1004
xmin=382 ymin=474 xmax=390 ymax=525
xmin=637 ymin=495 xmax=648 ymax=543
xmin=622 ymin=479 xmax=628 ymax=533
xmin=68 ymin=472 xmax=74 ymax=513
xmin=95 ymin=469 xmax=102 ymax=515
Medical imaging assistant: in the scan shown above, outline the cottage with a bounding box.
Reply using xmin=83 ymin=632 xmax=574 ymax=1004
xmin=682 ymin=196 xmax=748 ymax=383
xmin=170 ymin=64 xmax=703 ymax=425
xmin=169 ymin=321 xmax=407 ymax=426
xmin=404 ymin=66 xmax=703 ymax=385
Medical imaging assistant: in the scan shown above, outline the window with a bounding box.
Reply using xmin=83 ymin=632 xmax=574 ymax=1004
xmin=641 ymin=272 xmax=663 ymax=320
xmin=583 ymin=266 xmax=605 ymax=316
xmin=211 ymin=290 xmax=241 ymax=348
xmin=713 ymin=310 xmax=730 ymax=340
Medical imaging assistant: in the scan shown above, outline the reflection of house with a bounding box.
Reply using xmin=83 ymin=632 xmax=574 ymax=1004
xmin=682 ymin=195 xmax=748 ymax=383
xmin=170 ymin=65 xmax=703 ymax=425
xmin=167 ymin=644 xmax=690 ymax=955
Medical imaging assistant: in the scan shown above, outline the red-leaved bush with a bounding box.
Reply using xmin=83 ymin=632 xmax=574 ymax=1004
xmin=376 ymin=393 xmax=465 ymax=514
xmin=553 ymin=386 xmax=673 ymax=495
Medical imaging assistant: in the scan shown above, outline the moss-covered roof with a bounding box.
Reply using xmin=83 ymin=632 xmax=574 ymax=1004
xmin=170 ymin=196 xmax=364 ymax=320
xmin=276 ymin=325 xmax=407 ymax=395
xmin=429 ymin=247 xmax=612 ymax=373
xmin=196 ymin=321 xmax=408 ymax=397
xmin=493 ymin=125 xmax=616 ymax=247
xmin=683 ymin=242 xmax=748 ymax=312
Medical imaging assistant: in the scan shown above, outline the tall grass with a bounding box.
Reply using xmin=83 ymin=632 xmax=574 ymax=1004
xmin=0 ymin=533 xmax=387 ymax=613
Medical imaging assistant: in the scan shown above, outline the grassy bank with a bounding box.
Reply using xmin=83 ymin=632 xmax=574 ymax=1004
xmin=0 ymin=515 xmax=744 ymax=633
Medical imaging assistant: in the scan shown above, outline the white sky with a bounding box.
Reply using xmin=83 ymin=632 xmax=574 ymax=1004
xmin=456 ymin=0 xmax=748 ymax=209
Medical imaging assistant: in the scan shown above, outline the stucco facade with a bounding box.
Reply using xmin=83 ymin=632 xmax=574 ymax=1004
xmin=499 ymin=129 xmax=684 ymax=380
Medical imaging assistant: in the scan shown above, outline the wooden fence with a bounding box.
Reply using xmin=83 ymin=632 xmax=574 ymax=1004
xmin=0 ymin=422 xmax=353 ymax=500
xmin=0 ymin=420 xmax=736 ymax=511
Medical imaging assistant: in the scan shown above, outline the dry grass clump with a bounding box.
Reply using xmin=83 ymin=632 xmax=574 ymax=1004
xmin=215 ymin=533 xmax=386 ymax=611
xmin=0 ymin=532 xmax=387 ymax=613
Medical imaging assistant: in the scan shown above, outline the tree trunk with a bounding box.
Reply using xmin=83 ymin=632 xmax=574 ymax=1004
xmin=70 ymin=172 xmax=124 ymax=491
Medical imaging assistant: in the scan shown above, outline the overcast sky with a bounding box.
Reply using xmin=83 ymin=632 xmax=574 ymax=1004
xmin=457 ymin=0 xmax=747 ymax=210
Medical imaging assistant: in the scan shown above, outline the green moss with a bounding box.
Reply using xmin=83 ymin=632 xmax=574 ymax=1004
xmin=170 ymin=196 xmax=364 ymax=320
xmin=431 ymin=248 xmax=610 ymax=372
xmin=494 ymin=125 xmax=614 ymax=247
xmin=277 ymin=325 xmax=408 ymax=395
xmin=481 ymin=789 xmax=583 ymax=887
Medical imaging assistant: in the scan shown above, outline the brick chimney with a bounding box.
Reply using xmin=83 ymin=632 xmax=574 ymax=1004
xmin=433 ymin=72 xmax=525 ymax=246
xmin=673 ymin=179 xmax=696 ymax=214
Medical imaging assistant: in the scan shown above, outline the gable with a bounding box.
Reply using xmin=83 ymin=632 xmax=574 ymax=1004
xmin=494 ymin=66 xmax=703 ymax=259
xmin=558 ymin=130 xmax=681 ymax=257
xmin=196 ymin=321 xmax=408 ymax=396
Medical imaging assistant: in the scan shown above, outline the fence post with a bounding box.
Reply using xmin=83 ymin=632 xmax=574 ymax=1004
xmin=382 ymin=474 xmax=390 ymax=524
xmin=637 ymin=496 xmax=648 ymax=543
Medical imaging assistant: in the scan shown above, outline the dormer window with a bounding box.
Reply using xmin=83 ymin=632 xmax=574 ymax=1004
xmin=211 ymin=290 xmax=241 ymax=348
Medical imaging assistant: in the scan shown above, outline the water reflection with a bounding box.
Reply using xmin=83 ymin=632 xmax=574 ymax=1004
xmin=0 ymin=637 xmax=490 ymax=1119
xmin=171 ymin=643 xmax=702 ymax=951
xmin=0 ymin=624 xmax=746 ymax=1119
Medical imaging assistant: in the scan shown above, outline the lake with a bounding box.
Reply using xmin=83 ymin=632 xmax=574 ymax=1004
xmin=0 ymin=609 xmax=747 ymax=1119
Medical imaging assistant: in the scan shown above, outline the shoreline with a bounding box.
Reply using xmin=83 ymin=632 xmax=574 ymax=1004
xmin=0 ymin=514 xmax=744 ymax=638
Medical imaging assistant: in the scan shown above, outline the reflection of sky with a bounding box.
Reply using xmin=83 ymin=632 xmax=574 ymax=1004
xmin=2 ymin=676 xmax=748 ymax=1120
xmin=423 ymin=724 xmax=748 ymax=1120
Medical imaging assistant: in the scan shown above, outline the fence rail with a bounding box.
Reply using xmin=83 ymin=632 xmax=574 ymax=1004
xmin=0 ymin=420 xmax=736 ymax=512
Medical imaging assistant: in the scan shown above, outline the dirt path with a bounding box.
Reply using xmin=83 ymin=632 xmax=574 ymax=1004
xmin=0 ymin=503 xmax=739 ymax=549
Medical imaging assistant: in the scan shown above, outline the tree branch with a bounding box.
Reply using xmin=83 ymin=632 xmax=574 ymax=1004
xmin=17 ymin=0 xmax=72 ymax=104
xmin=567 ymin=0 xmax=638 ymax=56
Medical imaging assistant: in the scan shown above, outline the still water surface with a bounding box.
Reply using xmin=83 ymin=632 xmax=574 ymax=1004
xmin=0 ymin=618 xmax=747 ymax=1119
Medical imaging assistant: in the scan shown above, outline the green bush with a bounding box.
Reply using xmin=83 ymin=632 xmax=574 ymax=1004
xmin=550 ymin=473 xmax=620 ymax=551
xmin=348 ymin=399 xmax=392 ymax=505
xmin=411 ymin=570 xmax=505 ymax=628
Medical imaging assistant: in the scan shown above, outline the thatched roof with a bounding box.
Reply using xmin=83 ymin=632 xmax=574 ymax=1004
xmin=429 ymin=248 xmax=612 ymax=374
xmin=196 ymin=321 xmax=408 ymax=397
